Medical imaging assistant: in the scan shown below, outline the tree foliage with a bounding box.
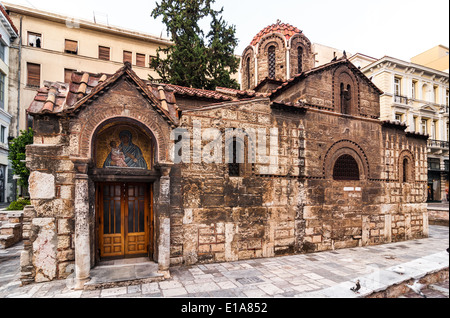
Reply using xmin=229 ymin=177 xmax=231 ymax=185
xmin=8 ymin=128 xmax=34 ymax=187
xmin=150 ymin=0 xmax=240 ymax=90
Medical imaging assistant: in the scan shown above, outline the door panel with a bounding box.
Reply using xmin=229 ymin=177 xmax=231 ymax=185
xmin=125 ymin=184 xmax=149 ymax=255
xmin=99 ymin=183 xmax=151 ymax=259
xmin=101 ymin=184 xmax=124 ymax=258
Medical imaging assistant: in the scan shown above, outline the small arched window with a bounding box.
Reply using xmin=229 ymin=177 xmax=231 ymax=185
xmin=333 ymin=154 xmax=360 ymax=181
xmin=268 ymin=46 xmax=276 ymax=79
xmin=246 ymin=56 xmax=251 ymax=89
xmin=403 ymin=158 xmax=409 ymax=183
xmin=297 ymin=46 xmax=303 ymax=74
xmin=340 ymin=83 xmax=352 ymax=114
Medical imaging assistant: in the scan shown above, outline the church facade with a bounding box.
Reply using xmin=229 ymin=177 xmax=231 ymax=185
xmin=21 ymin=22 xmax=429 ymax=289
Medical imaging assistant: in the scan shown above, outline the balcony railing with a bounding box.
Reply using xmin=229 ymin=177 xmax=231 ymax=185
xmin=394 ymin=95 xmax=409 ymax=105
xmin=428 ymin=139 xmax=449 ymax=149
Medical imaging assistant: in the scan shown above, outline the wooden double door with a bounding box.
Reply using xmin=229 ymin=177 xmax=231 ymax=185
xmin=98 ymin=182 xmax=153 ymax=259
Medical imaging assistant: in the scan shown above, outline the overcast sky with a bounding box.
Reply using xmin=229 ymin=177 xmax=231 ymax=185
xmin=4 ymin=0 xmax=449 ymax=61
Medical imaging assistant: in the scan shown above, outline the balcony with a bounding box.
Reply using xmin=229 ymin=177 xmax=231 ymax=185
xmin=394 ymin=95 xmax=409 ymax=105
xmin=428 ymin=140 xmax=449 ymax=155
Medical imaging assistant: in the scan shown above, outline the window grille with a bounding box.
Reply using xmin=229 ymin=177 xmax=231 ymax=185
xmin=333 ymin=154 xmax=360 ymax=181
xmin=297 ymin=46 xmax=303 ymax=73
xmin=268 ymin=46 xmax=276 ymax=79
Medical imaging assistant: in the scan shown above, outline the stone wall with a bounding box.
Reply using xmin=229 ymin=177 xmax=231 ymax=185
xmin=169 ymin=99 xmax=306 ymax=265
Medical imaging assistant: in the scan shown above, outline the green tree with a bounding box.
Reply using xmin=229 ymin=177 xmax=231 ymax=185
xmin=150 ymin=0 xmax=239 ymax=90
xmin=8 ymin=128 xmax=34 ymax=188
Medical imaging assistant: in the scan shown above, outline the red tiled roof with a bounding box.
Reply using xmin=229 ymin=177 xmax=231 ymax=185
xmin=250 ymin=21 xmax=301 ymax=46
xmin=27 ymin=64 xmax=261 ymax=122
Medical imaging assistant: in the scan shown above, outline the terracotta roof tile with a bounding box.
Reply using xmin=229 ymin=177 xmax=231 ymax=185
xmin=251 ymin=21 xmax=301 ymax=46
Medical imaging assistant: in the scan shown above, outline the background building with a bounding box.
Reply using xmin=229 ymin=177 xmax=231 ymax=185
xmin=361 ymin=50 xmax=449 ymax=203
xmin=0 ymin=3 xmax=18 ymax=203
xmin=411 ymin=45 xmax=449 ymax=73
xmin=3 ymin=2 xmax=173 ymax=138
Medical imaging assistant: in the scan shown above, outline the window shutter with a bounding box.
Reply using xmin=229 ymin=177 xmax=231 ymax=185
xmin=136 ymin=53 xmax=145 ymax=67
xmin=99 ymin=46 xmax=110 ymax=60
xmin=123 ymin=51 xmax=132 ymax=64
xmin=65 ymin=40 xmax=78 ymax=54
xmin=27 ymin=63 xmax=41 ymax=87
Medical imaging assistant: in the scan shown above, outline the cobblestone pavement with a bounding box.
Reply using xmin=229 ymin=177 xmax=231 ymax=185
xmin=0 ymin=225 xmax=448 ymax=299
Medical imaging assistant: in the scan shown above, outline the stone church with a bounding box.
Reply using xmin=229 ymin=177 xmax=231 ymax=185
xmin=22 ymin=22 xmax=429 ymax=289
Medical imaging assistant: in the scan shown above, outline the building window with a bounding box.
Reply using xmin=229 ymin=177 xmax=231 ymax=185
xmin=403 ymin=158 xmax=409 ymax=183
xmin=99 ymin=46 xmax=110 ymax=61
xmin=394 ymin=77 xmax=402 ymax=96
xmin=136 ymin=53 xmax=146 ymax=67
xmin=340 ymin=83 xmax=352 ymax=114
xmin=431 ymin=121 xmax=437 ymax=140
xmin=433 ymin=85 xmax=439 ymax=104
xmin=412 ymin=80 xmax=417 ymax=99
xmin=0 ymin=125 xmax=5 ymax=144
xmin=0 ymin=42 xmax=5 ymax=62
xmin=446 ymin=90 xmax=449 ymax=106
xmin=268 ymin=46 xmax=276 ymax=79
xmin=27 ymin=63 xmax=41 ymax=88
xmin=228 ymin=137 xmax=241 ymax=177
xmin=421 ymin=119 xmax=428 ymax=135
xmin=64 ymin=39 xmax=78 ymax=54
xmin=297 ymin=46 xmax=303 ymax=74
xmin=246 ymin=56 xmax=251 ymax=89
xmin=123 ymin=50 xmax=132 ymax=64
xmin=412 ymin=116 xmax=417 ymax=132
xmin=0 ymin=73 xmax=4 ymax=110
xmin=428 ymin=158 xmax=440 ymax=171
xmin=333 ymin=154 xmax=360 ymax=181
xmin=28 ymin=32 xmax=42 ymax=48
xmin=395 ymin=113 xmax=403 ymax=123
xmin=64 ymin=68 xmax=76 ymax=83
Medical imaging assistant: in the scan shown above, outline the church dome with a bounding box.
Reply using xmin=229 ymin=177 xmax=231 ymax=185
xmin=250 ymin=20 xmax=302 ymax=46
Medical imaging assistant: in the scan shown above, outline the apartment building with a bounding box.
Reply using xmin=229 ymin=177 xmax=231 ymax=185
xmin=411 ymin=45 xmax=449 ymax=73
xmin=3 ymin=2 xmax=172 ymax=137
xmin=361 ymin=51 xmax=449 ymax=202
xmin=0 ymin=3 xmax=17 ymax=203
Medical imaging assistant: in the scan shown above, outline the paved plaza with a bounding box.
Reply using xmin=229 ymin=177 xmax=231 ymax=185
xmin=0 ymin=225 xmax=448 ymax=299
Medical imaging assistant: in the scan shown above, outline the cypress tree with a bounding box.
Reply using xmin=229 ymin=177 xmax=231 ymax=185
xmin=150 ymin=0 xmax=239 ymax=90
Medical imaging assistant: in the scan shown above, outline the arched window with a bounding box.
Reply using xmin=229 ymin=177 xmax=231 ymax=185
xmin=340 ymin=83 xmax=352 ymax=114
xmin=333 ymin=154 xmax=360 ymax=181
xmin=268 ymin=46 xmax=276 ymax=79
xmin=403 ymin=158 xmax=409 ymax=183
xmin=228 ymin=137 xmax=242 ymax=177
xmin=297 ymin=46 xmax=303 ymax=74
xmin=246 ymin=56 xmax=251 ymax=89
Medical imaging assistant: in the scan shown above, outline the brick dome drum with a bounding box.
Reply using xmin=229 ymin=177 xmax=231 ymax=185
xmin=241 ymin=20 xmax=315 ymax=91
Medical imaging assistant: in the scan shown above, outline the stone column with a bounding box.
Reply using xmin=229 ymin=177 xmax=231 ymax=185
xmin=73 ymin=160 xmax=91 ymax=289
xmin=157 ymin=163 xmax=172 ymax=276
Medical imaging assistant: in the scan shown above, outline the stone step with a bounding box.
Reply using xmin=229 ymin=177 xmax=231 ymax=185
xmin=0 ymin=223 xmax=22 ymax=248
xmin=0 ymin=222 xmax=22 ymax=235
xmin=0 ymin=234 xmax=15 ymax=249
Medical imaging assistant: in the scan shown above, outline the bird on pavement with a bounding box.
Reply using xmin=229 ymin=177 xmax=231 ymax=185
xmin=406 ymin=280 xmax=427 ymax=298
xmin=350 ymin=280 xmax=361 ymax=293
